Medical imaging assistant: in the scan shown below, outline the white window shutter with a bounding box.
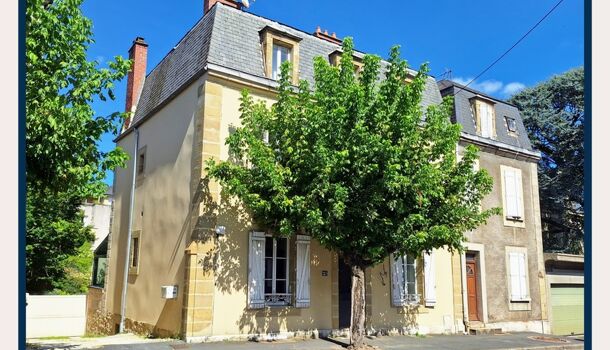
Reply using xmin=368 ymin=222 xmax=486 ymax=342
xmin=504 ymin=169 xmax=519 ymax=217
xmin=515 ymin=170 xmax=523 ymax=218
xmin=480 ymin=104 xmax=490 ymax=138
xmin=508 ymin=253 xmax=521 ymax=300
xmin=390 ymin=254 xmax=405 ymax=307
xmin=248 ymin=231 xmax=266 ymax=309
xmin=518 ymin=253 xmax=528 ymax=299
xmin=295 ymin=235 xmax=311 ymax=308
xmin=423 ymin=251 xmax=436 ymax=307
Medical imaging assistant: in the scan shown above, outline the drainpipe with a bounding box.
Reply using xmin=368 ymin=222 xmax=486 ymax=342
xmin=119 ymin=128 xmax=139 ymax=333
xmin=461 ymin=253 xmax=469 ymax=333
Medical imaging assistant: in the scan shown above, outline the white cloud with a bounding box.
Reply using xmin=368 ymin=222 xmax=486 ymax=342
xmin=451 ymin=77 xmax=526 ymax=98
xmin=502 ymin=82 xmax=526 ymax=96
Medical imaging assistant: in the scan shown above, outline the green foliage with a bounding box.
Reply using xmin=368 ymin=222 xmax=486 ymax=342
xmin=509 ymin=67 xmax=584 ymax=254
xmin=51 ymin=241 xmax=94 ymax=295
xmin=207 ymin=38 xmax=497 ymax=267
xmin=26 ymin=0 xmax=130 ymax=293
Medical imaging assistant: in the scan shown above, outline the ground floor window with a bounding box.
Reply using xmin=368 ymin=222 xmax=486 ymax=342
xmin=264 ymin=236 xmax=290 ymax=305
xmin=391 ymin=254 xmax=419 ymax=306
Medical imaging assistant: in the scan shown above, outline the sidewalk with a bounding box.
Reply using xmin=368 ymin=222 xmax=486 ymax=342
xmin=27 ymin=332 xmax=585 ymax=350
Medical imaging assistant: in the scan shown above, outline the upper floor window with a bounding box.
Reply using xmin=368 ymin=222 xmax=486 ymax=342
xmin=501 ymin=165 xmax=524 ymax=225
xmin=479 ymin=102 xmax=495 ymax=138
xmin=272 ymin=44 xmax=291 ymax=80
xmin=259 ymin=26 xmax=302 ymax=84
xmin=505 ymin=116 xmax=517 ymax=133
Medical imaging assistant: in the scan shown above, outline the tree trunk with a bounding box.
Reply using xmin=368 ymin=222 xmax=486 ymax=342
xmin=350 ymin=263 xmax=366 ymax=349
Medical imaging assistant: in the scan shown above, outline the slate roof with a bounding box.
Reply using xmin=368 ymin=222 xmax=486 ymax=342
xmin=128 ymin=3 xmax=442 ymax=130
xmin=437 ymin=80 xmax=533 ymax=151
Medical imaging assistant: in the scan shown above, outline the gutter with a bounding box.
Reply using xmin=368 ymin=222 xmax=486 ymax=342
xmin=459 ymin=132 xmax=542 ymax=161
xmin=119 ymin=128 xmax=139 ymax=333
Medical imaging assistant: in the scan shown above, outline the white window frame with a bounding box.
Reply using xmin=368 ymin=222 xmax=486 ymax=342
xmin=272 ymin=43 xmax=291 ymax=80
xmin=264 ymin=235 xmax=290 ymax=306
xmin=391 ymin=254 xmax=419 ymax=306
xmin=500 ymin=165 xmax=525 ymax=226
xmin=506 ymin=248 xmax=531 ymax=303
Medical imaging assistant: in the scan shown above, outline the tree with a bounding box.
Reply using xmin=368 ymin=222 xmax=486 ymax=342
xmin=26 ymin=0 xmax=130 ymax=293
xmin=207 ymin=38 xmax=497 ymax=349
xmin=508 ymin=67 xmax=584 ymax=254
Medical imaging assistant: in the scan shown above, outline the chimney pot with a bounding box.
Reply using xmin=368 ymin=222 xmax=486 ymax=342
xmin=124 ymin=37 xmax=148 ymax=129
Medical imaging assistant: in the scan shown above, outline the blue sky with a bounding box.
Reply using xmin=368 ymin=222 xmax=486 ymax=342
xmin=82 ymin=0 xmax=584 ymax=185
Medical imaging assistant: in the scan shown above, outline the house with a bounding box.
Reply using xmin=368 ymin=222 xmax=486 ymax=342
xmin=439 ymin=80 xmax=549 ymax=333
xmin=81 ymin=185 xmax=113 ymax=287
xmin=544 ymin=253 xmax=584 ymax=335
xmin=102 ymin=0 xmax=549 ymax=341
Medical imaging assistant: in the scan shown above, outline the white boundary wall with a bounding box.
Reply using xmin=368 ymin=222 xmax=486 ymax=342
xmin=26 ymin=294 xmax=86 ymax=338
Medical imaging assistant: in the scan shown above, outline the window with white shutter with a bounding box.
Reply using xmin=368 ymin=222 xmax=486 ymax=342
xmin=502 ymin=166 xmax=524 ymax=221
xmin=423 ymin=251 xmax=436 ymax=307
xmin=295 ymin=235 xmax=311 ymax=308
xmin=508 ymin=252 xmax=529 ymax=301
xmin=479 ymin=103 xmax=494 ymax=138
xmin=391 ymin=254 xmax=418 ymax=306
xmin=272 ymin=44 xmax=291 ymax=80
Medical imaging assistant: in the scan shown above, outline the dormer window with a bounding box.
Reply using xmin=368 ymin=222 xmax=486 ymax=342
xmin=260 ymin=26 xmax=302 ymax=84
xmin=470 ymin=96 xmax=496 ymax=139
xmin=505 ymin=116 xmax=517 ymax=133
xmin=272 ymin=43 xmax=291 ymax=80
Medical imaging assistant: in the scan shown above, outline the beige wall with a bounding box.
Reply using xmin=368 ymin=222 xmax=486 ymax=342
xmin=367 ymin=249 xmax=458 ymax=334
xmin=459 ymin=143 xmax=547 ymax=329
xmin=201 ymin=76 xmax=457 ymax=336
xmin=107 ymin=78 xmax=204 ymax=336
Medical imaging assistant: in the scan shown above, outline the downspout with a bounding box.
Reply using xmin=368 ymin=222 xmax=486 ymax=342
xmin=460 ymin=253 xmax=469 ymax=333
xmin=119 ymin=128 xmax=139 ymax=333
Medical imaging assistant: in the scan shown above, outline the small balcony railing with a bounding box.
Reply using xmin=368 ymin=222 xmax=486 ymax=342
xmin=264 ymin=293 xmax=292 ymax=306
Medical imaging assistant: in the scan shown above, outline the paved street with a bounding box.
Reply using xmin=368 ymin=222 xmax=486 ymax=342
xmin=27 ymin=333 xmax=584 ymax=350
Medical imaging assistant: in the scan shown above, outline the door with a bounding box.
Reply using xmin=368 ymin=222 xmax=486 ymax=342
xmin=338 ymin=258 xmax=352 ymax=328
xmin=466 ymin=255 xmax=480 ymax=321
xmin=550 ymin=284 xmax=584 ymax=335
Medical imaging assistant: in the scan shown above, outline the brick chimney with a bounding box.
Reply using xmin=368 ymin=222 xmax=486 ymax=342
xmin=204 ymin=0 xmax=243 ymax=14
xmin=314 ymin=26 xmax=342 ymax=45
xmin=124 ymin=37 xmax=148 ymax=128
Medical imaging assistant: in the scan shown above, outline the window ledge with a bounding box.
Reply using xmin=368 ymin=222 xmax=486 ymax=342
xmin=506 ymin=216 xmax=524 ymax=222
xmin=510 ymin=298 xmax=531 ymax=303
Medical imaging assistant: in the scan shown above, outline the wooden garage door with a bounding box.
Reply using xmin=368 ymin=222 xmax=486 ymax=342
xmin=550 ymin=284 xmax=584 ymax=335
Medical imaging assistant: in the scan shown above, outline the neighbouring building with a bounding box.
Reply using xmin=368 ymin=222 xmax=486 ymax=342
xmin=103 ymin=0 xmax=550 ymax=341
xmin=439 ymin=80 xmax=549 ymax=334
xmin=544 ymin=253 xmax=584 ymax=336
xmin=82 ymin=185 xmax=113 ymax=288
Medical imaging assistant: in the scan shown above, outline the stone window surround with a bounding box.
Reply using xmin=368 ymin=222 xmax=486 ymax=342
xmin=129 ymin=230 xmax=142 ymax=275
xmin=470 ymin=96 xmax=497 ymax=140
xmin=260 ymin=26 xmax=301 ymax=85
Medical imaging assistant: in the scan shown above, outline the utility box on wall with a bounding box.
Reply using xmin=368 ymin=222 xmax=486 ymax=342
xmin=161 ymin=285 xmax=178 ymax=299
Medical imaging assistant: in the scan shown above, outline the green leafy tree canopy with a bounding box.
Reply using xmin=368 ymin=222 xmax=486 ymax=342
xmin=207 ymin=38 xmax=497 ymax=348
xmin=26 ymin=0 xmax=130 ymax=293
xmin=509 ymin=67 xmax=584 ymax=254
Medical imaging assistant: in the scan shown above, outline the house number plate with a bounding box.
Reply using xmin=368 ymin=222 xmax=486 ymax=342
xmin=321 ymin=270 xmax=328 ymax=276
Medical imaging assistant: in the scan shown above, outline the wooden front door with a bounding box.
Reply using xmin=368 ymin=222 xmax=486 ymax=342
xmin=466 ymin=255 xmax=480 ymax=321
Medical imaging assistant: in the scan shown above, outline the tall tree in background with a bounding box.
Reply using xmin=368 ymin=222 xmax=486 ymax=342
xmin=26 ymin=0 xmax=130 ymax=293
xmin=509 ymin=67 xmax=584 ymax=254
xmin=207 ymin=38 xmax=498 ymax=349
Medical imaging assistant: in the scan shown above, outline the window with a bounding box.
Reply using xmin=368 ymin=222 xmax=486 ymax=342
xmin=264 ymin=236 xmax=290 ymax=305
xmin=92 ymin=257 xmax=107 ymax=287
xmin=478 ymin=102 xmax=495 ymax=138
xmin=272 ymin=44 xmax=291 ymax=80
xmin=248 ymin=232 xmax=310 ymax=309
xmin=391 ymin=254 xmax=419 ymax=306
xmin=137 ymin=146 xmax=146 ymax=177
xmin=129 ymin=230 xmax=141 ymax=274
xmin=505 ymin=116 xmax=517 ymax=132
xmin=260 ymin=26 xmax=302 ymax=84
xmin=501 ymin=165 xmax=524 ymax=223
xmin=508 ymin=252 xmax=529 ymax=301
